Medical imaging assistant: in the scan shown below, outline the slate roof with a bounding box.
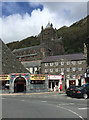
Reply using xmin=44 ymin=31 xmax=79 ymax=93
xmin=42 ymin=53 xmax=86 ymax=63
xmin=13 ymin=45 xmax=41 ymax=52
xmin=1 ymin=39 xmax=29 ymax=74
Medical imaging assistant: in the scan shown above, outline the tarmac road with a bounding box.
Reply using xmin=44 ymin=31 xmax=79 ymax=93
xmin=1 ymin=92 xmax=89 ymax=119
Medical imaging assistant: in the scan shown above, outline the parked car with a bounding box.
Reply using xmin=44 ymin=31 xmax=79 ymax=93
xmin=72 ymin=83 xmax=89 ymax=99
xmin=66 ymin=85 xmax=80 ymax=96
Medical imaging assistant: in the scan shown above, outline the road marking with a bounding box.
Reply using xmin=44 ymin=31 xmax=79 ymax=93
xmin=67 ymin=97 xmax=71 ymax=99
xmin=41 ymin=101 xmax=47 ymax=103
xmin=69 ymin=103 xmax=74 ymax=105
xmin=59 ymin=103 xmax=69 ymax=105
xmin=60 ymin=94 xmax=66 ymax=96
xmin=58 ymin=103 xmax=74 ymax=106
xmin=21 ymin=100 xmax=25 ymax=101
xmin=78 ymin=108 xmax=89 ymax=110
xmin=2 ymin=97 xmax=6 ymax=99
xmin=57 ymin=106 xmax=84 ymax=120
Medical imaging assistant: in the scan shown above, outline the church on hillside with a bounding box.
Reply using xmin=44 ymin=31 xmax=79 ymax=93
xmin=12 ymin=23 xmax=64 ymax=74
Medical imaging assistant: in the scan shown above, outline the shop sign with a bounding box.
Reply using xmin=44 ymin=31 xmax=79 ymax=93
xmin=30 ymin=74 xmax=45 ymax=80
xmin=0 ymin=74 xmax=10 ymax=81
xmin=48 ymin=75 xmax=61 ymax=80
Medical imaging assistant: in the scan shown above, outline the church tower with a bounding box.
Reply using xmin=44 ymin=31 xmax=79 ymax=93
xmin=40 ymin=22 xmax=64 ymax=57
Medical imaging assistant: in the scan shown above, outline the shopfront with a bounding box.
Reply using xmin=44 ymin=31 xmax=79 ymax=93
xmin=1 ymin=73 xmax=48 ymax=93
xmin=48 ymin=75 xmax=62 ymax=91
xmin=10 ymin=73 xmax=30 ymax=93
xmin=30 ymin=74 xmax=48 ymax=92
xmin=66 ymin=79 xmax=78 ymax=88
xmin=0 ymin=74 xmax=10 ymax=93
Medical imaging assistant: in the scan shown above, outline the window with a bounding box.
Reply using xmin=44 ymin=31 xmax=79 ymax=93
xmin=50 ymin=63 xmax=53 ymax=66
xmin=72 ymin=61 xmax=76 ymax=65
xmin=72 ymin=67 xmax=76 ymax=71
xmin=30 ymin=80 xmax=45 ymax=90
xmin=50 ymin=69 xmax=53 ymax=72
xmin=30 ymin=67 xmax=33 ymax=74
xmin=34 ymin=67 xmax=37 ymax=73
xmin=66 ymin=68 xmax=70 ymax=72
xmin=55 ymin=68 xmax=58 ymax=72
xmin=45 ymin=63 xmax=48 ymax=66
xmin=61 ymin=68 xmax=64 ymax=72
xmin=67 ymin=61 xmax=70 ymax=65
xmin=55 ymin=62 xmax=58 ymax=66
xmin=67 ymin=75 xmax=70 ymax=78
xmin=61 ymin=58 xmax=64 ymax=61
xmin=61 ymin=62 xmax=64 ymax=65
xmin=45 ymin=69 xmax=48 ymax=73
xmin=72 ymin=75 xmax=76 ymax=79
xmin=78 ymin=61 xmax=82 ymax=64
xmin=78 ymin=67 xmax=82 ymax=71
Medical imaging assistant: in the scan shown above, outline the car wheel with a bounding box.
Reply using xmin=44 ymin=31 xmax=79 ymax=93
xmin=83 ymin=94 xmax=88 ymax=99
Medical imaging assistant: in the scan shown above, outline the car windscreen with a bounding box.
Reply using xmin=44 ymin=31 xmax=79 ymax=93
xmin=75 ymin=86 xmax=84 ymax=90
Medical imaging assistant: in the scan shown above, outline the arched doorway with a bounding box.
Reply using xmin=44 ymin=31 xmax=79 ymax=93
xmin=14 ymin=77 xmax=26 ymax=93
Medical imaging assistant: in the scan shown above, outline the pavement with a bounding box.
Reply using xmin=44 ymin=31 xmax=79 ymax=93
xmin=0 ymin=91 xmax=65 ymax=96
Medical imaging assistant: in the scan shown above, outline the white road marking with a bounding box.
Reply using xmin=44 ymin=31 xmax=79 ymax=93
xmin=21 ymin=100 xmax=25 ymax=101
xmin=41 ymin=101 xmax=47 ymax=103
xmin=58 ymin=103 xmax=74 ymax=106
xmin=69 ymin=103 xmax=74 ymax=105
xmin=78 ymin=108 xmax=89 ymax=110
xmin=67 ymin=97 xmax=71 ymax=99
xmin=60 ymin=94 xmax=66 ymax=96
xmin=57 ymin=105 xmax=84 ymax=120
xmin=2 ymin=98 xmax=6 ymax=99
xmin=59 ymin=103 xmax=69 ymax=105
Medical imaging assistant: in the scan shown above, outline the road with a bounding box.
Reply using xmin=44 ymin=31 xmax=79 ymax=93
xmin=1 ymin=92 xmax=89 ymax=119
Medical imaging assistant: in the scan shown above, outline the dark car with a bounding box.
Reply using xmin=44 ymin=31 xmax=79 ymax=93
xmin=66 ymin=85 xmax=80 ymax=96
xmin=72 ymin=84 xmax=89 ymax=99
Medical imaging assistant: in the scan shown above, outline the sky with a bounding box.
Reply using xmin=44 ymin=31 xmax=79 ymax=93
xmin=0 ymin=1 xmax=88 ymax=43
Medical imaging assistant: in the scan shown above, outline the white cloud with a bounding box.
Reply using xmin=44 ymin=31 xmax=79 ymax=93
xmin=0 ymin=8 xmax=56 ymax=43
xmin=0 ymin=2 xmax=87 ymax=43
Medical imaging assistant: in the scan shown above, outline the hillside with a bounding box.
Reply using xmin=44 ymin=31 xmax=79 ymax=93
xmin=7 ymin=15 xmax=88 ymax=54
xmin=57 ymin=16 xmax=88 ymax=54
xmin=7 ymin=36 xmax=40 ymax=51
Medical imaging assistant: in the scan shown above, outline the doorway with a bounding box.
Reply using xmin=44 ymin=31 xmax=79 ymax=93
xmin=14 ymin=77 xmax=26 ymax=93
xmin=69 ymin=80 xmax=76 ymax=86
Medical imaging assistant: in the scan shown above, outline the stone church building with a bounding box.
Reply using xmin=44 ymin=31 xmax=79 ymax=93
xmin=13 ymin=23 xmax=64 ymax=74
